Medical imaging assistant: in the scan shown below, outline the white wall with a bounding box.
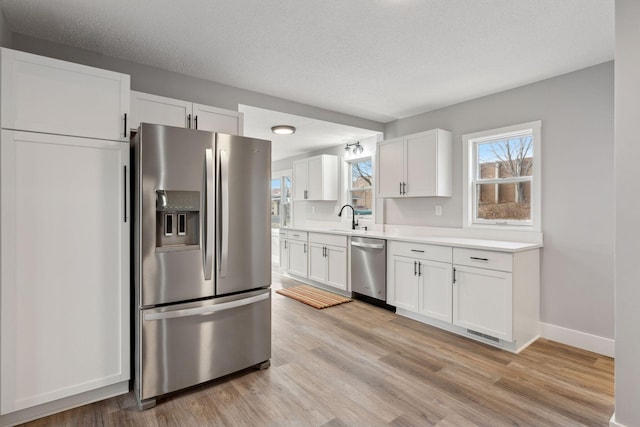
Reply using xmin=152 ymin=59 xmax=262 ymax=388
xmin=384 ymin=63 xmax=615 ymax=341
xmin=614 ymin=1 xmax=640 ymax=425
xmin=9 ymin=34 xmax=383 ymax=134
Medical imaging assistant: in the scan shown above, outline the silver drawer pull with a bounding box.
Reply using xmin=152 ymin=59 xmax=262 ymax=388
xmin=351 ymin=242 xmax=384 ymax=249
xmin=411 ymin=249 xmax=425 ymax=253
xmin=470 ymin=256 xmax=489 ymax=261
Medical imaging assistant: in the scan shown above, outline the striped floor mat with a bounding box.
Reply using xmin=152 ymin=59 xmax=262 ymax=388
xmin=275 ymin=285 xmax=353 ymax=309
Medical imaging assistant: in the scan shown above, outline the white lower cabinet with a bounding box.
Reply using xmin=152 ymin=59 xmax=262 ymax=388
xmin=388 ymin=242 xmax=452 ymax=319
xmin=389 ymin=242 xmax=540 ymax=353
xmin=287 ymin=232 xmax=308 ymax=278
xmin=307 ymin=233 xmax=347 ymax=291
xmin=279 ymin=233 xmax=289 ymax=271
xmin=0 ymin=130 xmax=129 ymax=417
xmin=452 ymin=265 xmax=513 ymax=341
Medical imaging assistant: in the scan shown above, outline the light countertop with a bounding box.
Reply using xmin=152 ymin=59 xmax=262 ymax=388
xmin=280 ymin=227 xmax=542 ymax=253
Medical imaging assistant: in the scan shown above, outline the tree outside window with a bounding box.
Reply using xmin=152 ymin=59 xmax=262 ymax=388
xmin=348 ymin=158 xmax=373 ymax=217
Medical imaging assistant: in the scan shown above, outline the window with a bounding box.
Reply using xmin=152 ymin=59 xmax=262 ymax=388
xmin=463 ymin=121 xmax=541 ymax=230
xmin=347 ymin=157 xmax=373 ymax=217
xmin=271 ymin=173 xmax=292 ymax=229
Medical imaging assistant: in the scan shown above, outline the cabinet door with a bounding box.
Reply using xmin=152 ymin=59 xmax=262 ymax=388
xmin=308 ymin=243 xmax=326 ymax=283
xmin=192 ymin=103 xmax=243 ymax=135
xmin=279 ymin=239 xmax=289 ymax=271
xmin=419 ymin=260 xmax=452 ymax=323
xmin=1 ymin=48 xmax=130 ymax=141
xmin=405 ymin=131 xmax=437 ymax=197
xmin=292 ymin=160 xmax=308 ymax=201
xmin=287 ymin=240 xmax=308 ymax=277
xmin=377 ymin=137 xmax=405 ymax=197
xmin=306 ymin=156 xmax=324 ymax=200
xmin=452 ymin=265 xmax=513 ymax=341
xmin=130 ymin=91 xmax=191 ymax=130
xmin=1 ymin=130 xmax=129 ymax=414
xmin=388 ymin=255 xmax=419 ymax=311
xmin=326 ymin=245 xmax=347 ymax=291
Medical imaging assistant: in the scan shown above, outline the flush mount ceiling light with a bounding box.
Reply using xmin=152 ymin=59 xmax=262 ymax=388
xmin=344 ymin=141 xmax=364 ymax=155
xmin=271 ymin=125 xmax=296 ymax=135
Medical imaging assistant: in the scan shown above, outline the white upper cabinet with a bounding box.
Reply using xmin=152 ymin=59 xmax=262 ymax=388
xmin=130 ymin=91 xmax=191 ymax=129
xmin=376 ymin=129 xmax=452 ymax=198
xmin=292 ymin=155 xmax=338 ymax=201
xmin=192 ymin=103 xmax=243 ymax=135
xmin=1 ymin=48 xmax=130 ymax=141
xmin=130 ymin=91 xmax=243 ymax=135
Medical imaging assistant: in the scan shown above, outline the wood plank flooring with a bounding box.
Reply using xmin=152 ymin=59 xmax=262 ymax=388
xmin=21 ymin=268 xmax=614 ymax=426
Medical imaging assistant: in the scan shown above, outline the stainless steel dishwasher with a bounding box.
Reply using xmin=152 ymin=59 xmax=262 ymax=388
xmin=350 ymin=236 xmax=388 ymax=304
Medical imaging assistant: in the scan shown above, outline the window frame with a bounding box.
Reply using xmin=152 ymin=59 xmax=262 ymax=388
xmin=346 ymin=156 xmax=374 ymax=221
xmin=271 ymin=169 xmax=292 ymax=229
xmin=462 ymin=121 xmax=541 ymax=232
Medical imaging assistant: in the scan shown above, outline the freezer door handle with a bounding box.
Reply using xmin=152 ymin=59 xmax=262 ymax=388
xmin=203 ymin=148 xmax=214 ymax=280
xmin=144 ymin=292 xmax=270 ymax=321
xmin=219 ymin=148 xmax=229 ymax=277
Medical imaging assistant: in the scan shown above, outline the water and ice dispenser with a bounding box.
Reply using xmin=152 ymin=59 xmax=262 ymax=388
xmin=155 ymin=190 xmax=200 ymax=250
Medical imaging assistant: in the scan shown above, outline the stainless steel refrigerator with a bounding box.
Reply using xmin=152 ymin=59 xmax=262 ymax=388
xmin=131 ymin=123 xmax=271 ymax=410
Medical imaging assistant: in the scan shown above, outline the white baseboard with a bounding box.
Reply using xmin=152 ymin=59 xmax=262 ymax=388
xmin=539 ymin=322 xmax=614 ymax=357
xmin=610 ymin=413 xmax=625 ymax=427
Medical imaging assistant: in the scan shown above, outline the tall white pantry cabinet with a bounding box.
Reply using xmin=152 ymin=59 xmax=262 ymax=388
xmin=0 ymin=48 xmax=130 ymax=424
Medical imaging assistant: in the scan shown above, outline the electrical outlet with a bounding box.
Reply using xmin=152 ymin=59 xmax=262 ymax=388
xmin=435 ymin=205 xmax=442 ymax=216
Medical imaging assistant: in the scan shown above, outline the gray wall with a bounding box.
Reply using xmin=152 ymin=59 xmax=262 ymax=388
xmin=10 ymin=34 xmax=383 ymax=133
xmin=384 ymin=63 xmax=615 ymax=339
xmin=0 ymin=9 xmax=12 ymax=48
xmin=615 ymin=0 xmax=640 ymax=425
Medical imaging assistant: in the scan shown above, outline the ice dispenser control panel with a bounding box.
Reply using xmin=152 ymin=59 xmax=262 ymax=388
xmin=156 ymin=190 xmax=200 ymax=250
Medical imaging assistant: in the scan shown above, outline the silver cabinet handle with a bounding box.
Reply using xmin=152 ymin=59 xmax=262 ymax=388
xmin=203 ymin=148 xmax=214 ymax=280
xmin=144 ymin=292 xmax=269 ymax=321
xmin=470 ymin=256 xmax=489 ymax=261
xmin=187 ymin=114 xmax=191 ymax=128
xmin=403 ymin=182 xmax=407 ymax=195
xmin=284 ymin=240 xmax=287 ymax=249
xmin=351 ymin=242 xmax=384 ymax=249
xmin=304 ymin=243 xmax=307 ymax=253
xmin=453 ymin=267 xmax=457 ymax=283
xmin=399 ymin=182 xmax=402 ymax=195
xmin=219 ymin=149 xmax=229 ymax=277
xmin=411 ymin=249 xmax=424 ymax=253
xmin=418 ymin=262 xmax=422 ymax=276
xmin=414 ymin=261 xmax=417 ymax=276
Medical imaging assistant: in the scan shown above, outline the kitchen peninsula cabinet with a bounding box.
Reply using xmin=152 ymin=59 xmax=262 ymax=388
xmin=376 ymin=129 xmax=452 ymax=198
xmin=308 ymin=233 xmax=347 ymax=291
xmin=292 ymin=155 xmax=338 ymax=201
xmin=130 ymin=91 xmax=243 ymax=135
xmin=0 ymin=48 xmax=130 ymax=425
xmin=1 ymin=48 xmax=130 ymax=142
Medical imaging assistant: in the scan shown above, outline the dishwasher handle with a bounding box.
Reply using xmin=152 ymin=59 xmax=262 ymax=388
xmin=351 ymin=241 xmax=385 ymax=250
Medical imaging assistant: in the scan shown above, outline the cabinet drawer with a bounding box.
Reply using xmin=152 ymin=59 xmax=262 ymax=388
xmin=453 ymin=248 xmax=512 ymax=272
xmin=287 ymin=231 xmax=308 ymax=242
xmin=309 ymin=232 xmax=347 ymax=248
xmin=388 ymin=241 xmax=452 ymax=263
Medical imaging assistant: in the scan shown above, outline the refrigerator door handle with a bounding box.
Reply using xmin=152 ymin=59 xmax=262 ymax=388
xmin=219 ymin=148 xmax=229 ymax=277
xmin=203 ymin=148 xmax=214 ymax=280
xmin=144 ymin=292 xmax=270 ymax=321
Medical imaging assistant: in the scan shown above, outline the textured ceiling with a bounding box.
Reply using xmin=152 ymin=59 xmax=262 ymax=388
xmin=1 ymin=0 xmax=614 ymax=123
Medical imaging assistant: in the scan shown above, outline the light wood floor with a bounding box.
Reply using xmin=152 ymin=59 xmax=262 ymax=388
xmin=23 ymin=268 xmax=614 ymax=426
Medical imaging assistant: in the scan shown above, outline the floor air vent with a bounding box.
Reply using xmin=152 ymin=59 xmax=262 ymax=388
xmin=467 ymin=329 xmax=500 ymax=342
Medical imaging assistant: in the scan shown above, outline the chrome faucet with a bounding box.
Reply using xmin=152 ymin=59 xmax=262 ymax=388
xmin=338 ymin=204 xmax=358 ymax=230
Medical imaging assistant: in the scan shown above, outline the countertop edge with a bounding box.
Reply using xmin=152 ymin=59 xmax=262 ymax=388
xmin=278 ymin=227 xmax=543 ymax=253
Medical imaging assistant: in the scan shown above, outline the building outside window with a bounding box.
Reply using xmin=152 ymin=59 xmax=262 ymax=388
xmin=463 ymin=121 xmax=541 ymax=230
xmin=347 ymin=157 xmax=373 ymax=218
